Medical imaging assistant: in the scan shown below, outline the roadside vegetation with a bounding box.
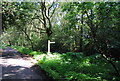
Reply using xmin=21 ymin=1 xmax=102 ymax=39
xmin=11 ymin=46 xmax=120 ymax=81
xmin=2 ymin=1 xmax=120 ymax=81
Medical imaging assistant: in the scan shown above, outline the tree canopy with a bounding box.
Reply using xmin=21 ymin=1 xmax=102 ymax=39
xmin=1 ymin=1 xmax=120 ymax=80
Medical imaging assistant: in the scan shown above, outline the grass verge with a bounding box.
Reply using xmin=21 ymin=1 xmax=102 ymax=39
xmin=11 ymin=46 xmax=120 ymax=81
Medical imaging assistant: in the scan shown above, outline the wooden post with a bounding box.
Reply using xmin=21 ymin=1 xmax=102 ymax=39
xmin=48 ymin=40 xmax=50 ymax=54
xmin=48 ymin=40 xmax=55 ymax=54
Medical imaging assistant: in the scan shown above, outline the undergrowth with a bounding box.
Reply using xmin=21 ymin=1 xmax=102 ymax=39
xmin=11 ymin=46 xmax=120 ymax=81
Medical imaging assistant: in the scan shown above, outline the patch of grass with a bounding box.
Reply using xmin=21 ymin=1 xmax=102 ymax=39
xmin=11 ymin=46 xmax=120 ymax=81
xmin=11 ymin=46 xmax=43 ymax=56
xmin=36 ymin=53 xmax=120 ymax=81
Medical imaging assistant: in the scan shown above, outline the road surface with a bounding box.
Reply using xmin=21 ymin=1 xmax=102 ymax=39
xmin=0 ymin=47 xmax=52 ymax=81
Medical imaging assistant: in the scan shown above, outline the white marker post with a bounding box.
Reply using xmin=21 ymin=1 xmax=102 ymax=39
xmin=48 ymin=40 xmax=55 ymax=54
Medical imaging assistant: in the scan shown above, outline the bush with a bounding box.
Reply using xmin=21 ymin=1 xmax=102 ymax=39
xmin=36 ymin=53 xmax=120 ymax=81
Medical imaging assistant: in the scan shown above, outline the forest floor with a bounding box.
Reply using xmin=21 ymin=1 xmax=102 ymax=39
xmin=0 ymin=47 xmax=52 ymax=81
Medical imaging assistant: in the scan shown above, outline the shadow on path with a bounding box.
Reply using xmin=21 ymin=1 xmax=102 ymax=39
xmin=0 ymin=47 xmax=53 ymax=81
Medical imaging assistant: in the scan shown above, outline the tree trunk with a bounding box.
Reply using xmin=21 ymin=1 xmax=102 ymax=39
xmin=22 ymin=29 xmax=34 ymax=49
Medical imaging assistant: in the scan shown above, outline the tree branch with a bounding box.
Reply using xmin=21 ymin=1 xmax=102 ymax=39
xmin=50 ymin=6 xmax=56 ymax=18
xmin=48 ymin=2 xmax=55 ymax=17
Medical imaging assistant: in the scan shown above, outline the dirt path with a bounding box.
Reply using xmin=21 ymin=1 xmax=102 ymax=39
xmin=0 ymin=47 xmax=52 ymax=81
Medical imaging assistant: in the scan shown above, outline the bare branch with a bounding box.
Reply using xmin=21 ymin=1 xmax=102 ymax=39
xmin=32 ymin=17 xmax=44 ymax=24
xmin=50 ymin=6 xmax=56 ymax=18
xmin=48 ymin=2 xmax=55 ymax=17
xmin=40 ymin=2 xmax=47 ymax=29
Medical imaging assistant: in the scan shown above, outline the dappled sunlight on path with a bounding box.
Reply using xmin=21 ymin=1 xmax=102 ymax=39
xmin=0 ymin=47 xmax=50 ymax=81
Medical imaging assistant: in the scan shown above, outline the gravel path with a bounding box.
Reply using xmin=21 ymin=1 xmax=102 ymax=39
xmin=0 ymin=47 xmax=52 ymax=81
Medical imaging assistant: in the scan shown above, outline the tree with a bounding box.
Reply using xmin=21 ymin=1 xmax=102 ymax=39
xmin=61 ymin=2 xmax=120 ymax=76
xmin=33 ymin=1 xmax=57 ymax=39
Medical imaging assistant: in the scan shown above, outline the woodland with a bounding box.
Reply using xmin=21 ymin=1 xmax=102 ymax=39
xmin=1 ymin=1 xmax=120 ymax=81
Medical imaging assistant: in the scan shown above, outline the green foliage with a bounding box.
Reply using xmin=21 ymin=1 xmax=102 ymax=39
xmin=2 ymin=2 xmax=120 ymax=81
xmin=11 ymin=46 xmax=120 ymax=80
xmin=36 ymin=53 xmax=120 ymax=81
xmin=2 ymin=2 xmax=120 ymax=54
xmin=11 ymin=46 xmax=42 ymax=56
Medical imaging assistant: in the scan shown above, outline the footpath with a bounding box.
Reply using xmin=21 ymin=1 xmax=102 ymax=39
xmin=0 ymin=47 xmax=52 ymax=81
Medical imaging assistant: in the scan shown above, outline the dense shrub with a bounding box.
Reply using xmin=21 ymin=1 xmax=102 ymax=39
xmin=36 ymin=53 xmax=120 ymax=81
